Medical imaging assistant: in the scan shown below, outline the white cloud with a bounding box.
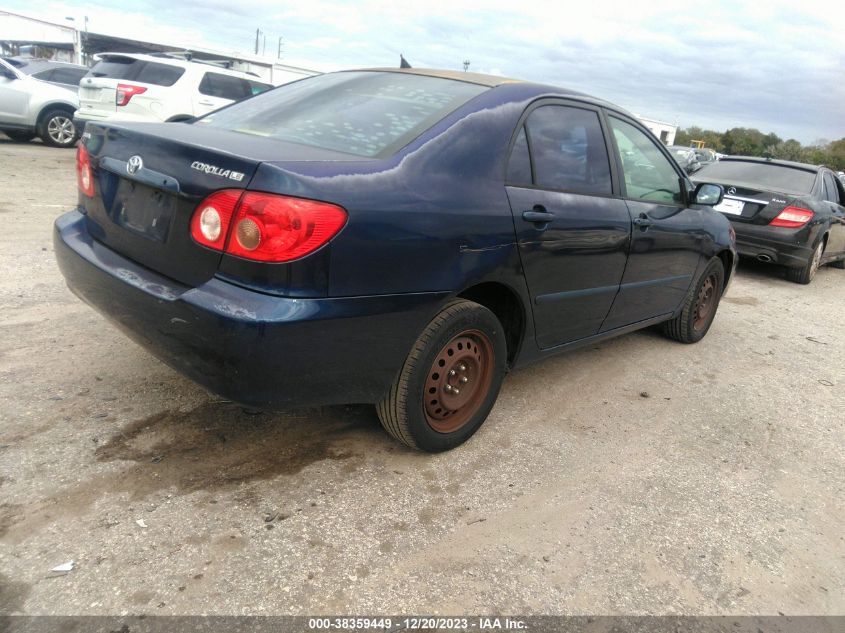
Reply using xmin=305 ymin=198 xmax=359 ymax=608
xmin=7 ymin=0 xmax=845 ymax=142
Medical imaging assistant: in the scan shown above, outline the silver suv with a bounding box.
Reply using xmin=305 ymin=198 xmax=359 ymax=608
xmin=0 ymin=58 xmax=84 ymax=148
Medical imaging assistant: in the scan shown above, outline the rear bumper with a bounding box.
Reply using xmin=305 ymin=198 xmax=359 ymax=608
xmin=54 ymin=209 xmax=448 ymax=408
xmin=730 ymin=220 xmax=818 ymax=268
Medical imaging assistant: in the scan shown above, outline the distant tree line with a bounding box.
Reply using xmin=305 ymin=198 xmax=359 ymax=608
xmin=674 ymin=126 xmax=845 ymax=171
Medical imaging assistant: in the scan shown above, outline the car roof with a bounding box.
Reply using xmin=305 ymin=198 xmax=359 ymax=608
xmin=356 ymin=67 xmax=625 ymax=113
xmin=94 ymin=52 xmax=266 ymax=80
xmin=2 ymin=57 xmax=87 ymax=74
xmin=719 ymin=156 xmax=820 ymax=173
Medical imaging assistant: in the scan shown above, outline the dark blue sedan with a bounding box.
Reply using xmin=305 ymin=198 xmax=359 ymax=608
xmin=55 ymin=69 xmax=736 ymax=452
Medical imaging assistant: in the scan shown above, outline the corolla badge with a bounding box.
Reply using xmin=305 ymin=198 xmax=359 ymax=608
xmin=190 ymin=161 xmax=245 ymax=182
xmin=126 ymin=155 xmax=143 ymax=175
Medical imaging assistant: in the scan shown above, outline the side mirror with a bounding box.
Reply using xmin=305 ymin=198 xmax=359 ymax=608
xmin=1 ymin=68 xmax=17 ymax=80
xmin=693 ymin=183 xmax=724 ymax=206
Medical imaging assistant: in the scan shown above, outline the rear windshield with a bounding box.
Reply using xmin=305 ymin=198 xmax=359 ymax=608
xmin=87 ymin=57 xmax=185 ymax=87
xmin=196 ymin=71 xmax=488 ymax=158
xmin=696 ymin=160 xmax=816 ymax=195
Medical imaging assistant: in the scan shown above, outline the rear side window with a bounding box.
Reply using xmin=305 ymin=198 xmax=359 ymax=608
xmin=32 ymin=69 xmax=54 ymax=81
xmin=507 ymin=127 xmax=532 ymax=184
xmin=696 ymin=160 xmax=816 ymax=196
xmin=135 ymin=63 xmax=184 ymax=87
xmin=87 ymin=58 xmax=184 ymax=86
xmin=51 ymin=68 xmax=87 ymax=85
xmin=823 ymin=173 xmax=840 ymax=203
xmin=199 ymin=73 xmax=249 ymax=100
xmin=198 ymin=71 xmax=487 ymax=158
xmin=523 ymin=105 xmax=612 ymax=195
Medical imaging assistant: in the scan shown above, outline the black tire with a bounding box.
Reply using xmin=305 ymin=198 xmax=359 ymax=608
xmin=376 ymin=299 xmax=507 ymax=452
xmin=37 ymin=109 xmax=79 ymax=148
xmin=785 ymin=239 xmax=824 ymax=284
xmin=4 ymin=130 xmax=36 ymax=142
xmin=663 ymin=256 xmax=725 ymax=344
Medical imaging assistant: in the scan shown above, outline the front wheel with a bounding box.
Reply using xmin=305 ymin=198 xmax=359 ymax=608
xmin=786 ymin=240 xmax=824 ymax=284
xmin=663 ymin=257 xmax=725 ymax=344
xmin=38 ymin=109 xmax=78 ymax=148
xmin=376 ymin=300 xmax=507 ymax=452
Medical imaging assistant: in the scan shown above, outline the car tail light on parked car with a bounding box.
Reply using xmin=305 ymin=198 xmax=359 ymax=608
xmin=190 ymin=190 xmax=348 ymax=262
xmin=115 ymin=83 xmax=147 ymax=106
xmin=77 ymin=144 xmax=94 ymax=197
xmin=769 ymin=206 xmax=814 ymax=228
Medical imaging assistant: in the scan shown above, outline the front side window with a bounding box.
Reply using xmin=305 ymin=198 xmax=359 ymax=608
xmin=610 ymin=117 xmax=682 ymax=204
xmin=522 ymin=105 xmax=611 ymax=195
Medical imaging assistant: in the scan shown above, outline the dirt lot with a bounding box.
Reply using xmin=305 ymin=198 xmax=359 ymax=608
xmin=0 ymin=139 xmax=843 ymax=617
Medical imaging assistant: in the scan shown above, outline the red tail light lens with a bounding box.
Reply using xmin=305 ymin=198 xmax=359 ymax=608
xmin=77 ymin=144 xmax=94 ymax=197
xmin=116 ymin=83 xmax=147 ymax=106
xmin=189 ymin=190 xmax=242 ymax=250
xmin=769 ymin=206 xmax=813 ymax=228
xmin=190 ymin=190 xmax=347 ymax=262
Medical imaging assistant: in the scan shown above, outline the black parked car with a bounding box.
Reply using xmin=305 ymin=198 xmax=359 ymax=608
xmin=55 ymin=69 xmax=736 ymax=452
xmin=693 ymin=157 xmax=845 ymax=284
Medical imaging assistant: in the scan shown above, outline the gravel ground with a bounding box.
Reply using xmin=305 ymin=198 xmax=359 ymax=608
xmin=0 ymin=138 xmax=842 ymax=617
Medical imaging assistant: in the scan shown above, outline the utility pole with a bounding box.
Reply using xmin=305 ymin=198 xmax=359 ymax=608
xmin=463 ymin=59 xmax=471 ymax=72
xmin=254 ymin=28 xmax=262 ymax=55
xmin=277 ymin=37 xmax=284 ymax=59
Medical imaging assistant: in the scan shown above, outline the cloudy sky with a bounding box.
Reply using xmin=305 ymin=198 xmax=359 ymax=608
xmin=9 ymin=0 xmax=845 ymax=144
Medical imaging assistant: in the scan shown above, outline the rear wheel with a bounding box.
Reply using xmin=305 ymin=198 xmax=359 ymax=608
xmin=786 ymin=240 xmax=823 ymax=284
xmin=663 ymin=257 xmax=724 ymax=344
xmin=376 ymin=300 xmax=507 ymax=452
xmin=4 ymin=130 xmax=35 ymax=142
xmin=38 ymin=109 xmax=78 ymax=148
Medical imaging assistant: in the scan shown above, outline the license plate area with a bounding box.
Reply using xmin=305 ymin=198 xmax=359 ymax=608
xmin=111 ymin=179 xmax=175 ymax=242
xmin=714 ymin=197 xmax=744 ymax=216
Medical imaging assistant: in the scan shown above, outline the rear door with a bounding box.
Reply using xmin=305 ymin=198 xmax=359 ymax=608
xmin=505 ymin=101 xmax=631 ymax=349
xmin=600 ymin=114 xmax=705 ymax=331
xmin=822 ymin=171 xmax=845 ymax=256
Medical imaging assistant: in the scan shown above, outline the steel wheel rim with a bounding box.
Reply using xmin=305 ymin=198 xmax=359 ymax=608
xmin=809 ymin=243 xmax=822 ymax=279
xmin=47 ymin=116 xmax=74 ymax=144
xmin=693 ymin=273 xmax=718 ymax=332
xmin=423 ymin=329 xmax=494 ymax=434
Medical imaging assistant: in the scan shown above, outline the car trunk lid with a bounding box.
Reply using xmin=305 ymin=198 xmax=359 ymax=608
xmin=80 ymin=122 xmax=361 ymax=293
xmin=78 ymin=76 xmax=118 ymax=116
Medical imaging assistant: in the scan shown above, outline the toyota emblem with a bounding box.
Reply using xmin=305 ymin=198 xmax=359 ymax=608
xmin=126 ymin=155 xmax=143 ymax=175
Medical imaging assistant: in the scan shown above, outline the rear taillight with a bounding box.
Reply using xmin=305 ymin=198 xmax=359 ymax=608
xmin=190 ymin=190 xmax=348 ymax=262
xmin=116 ymin=83 xmax=147 ymax=106
xmin=769 ymin=206 xmax=813 ymax=228
xmin=189 ymin=190 xmax=242 ymax=250
xmin=77 ymin=144 xmax=94 ymax=197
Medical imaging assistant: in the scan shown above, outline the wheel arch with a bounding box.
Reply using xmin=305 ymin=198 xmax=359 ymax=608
xmin=36 ymin=102 xmax=77 ymax=128
xmin=457 ymin=281 xmax=526 ymax=367
xmin=715 ymin=248 xmax=734 ymax=294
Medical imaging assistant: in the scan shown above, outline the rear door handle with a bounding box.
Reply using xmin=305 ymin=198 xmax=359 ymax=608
xmin=522 ymin=209 xmax=555 ymax=224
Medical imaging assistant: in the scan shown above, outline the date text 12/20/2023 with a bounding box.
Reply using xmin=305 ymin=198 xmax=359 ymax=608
xmin=307 ymin=617 xmax=528 ymax=630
